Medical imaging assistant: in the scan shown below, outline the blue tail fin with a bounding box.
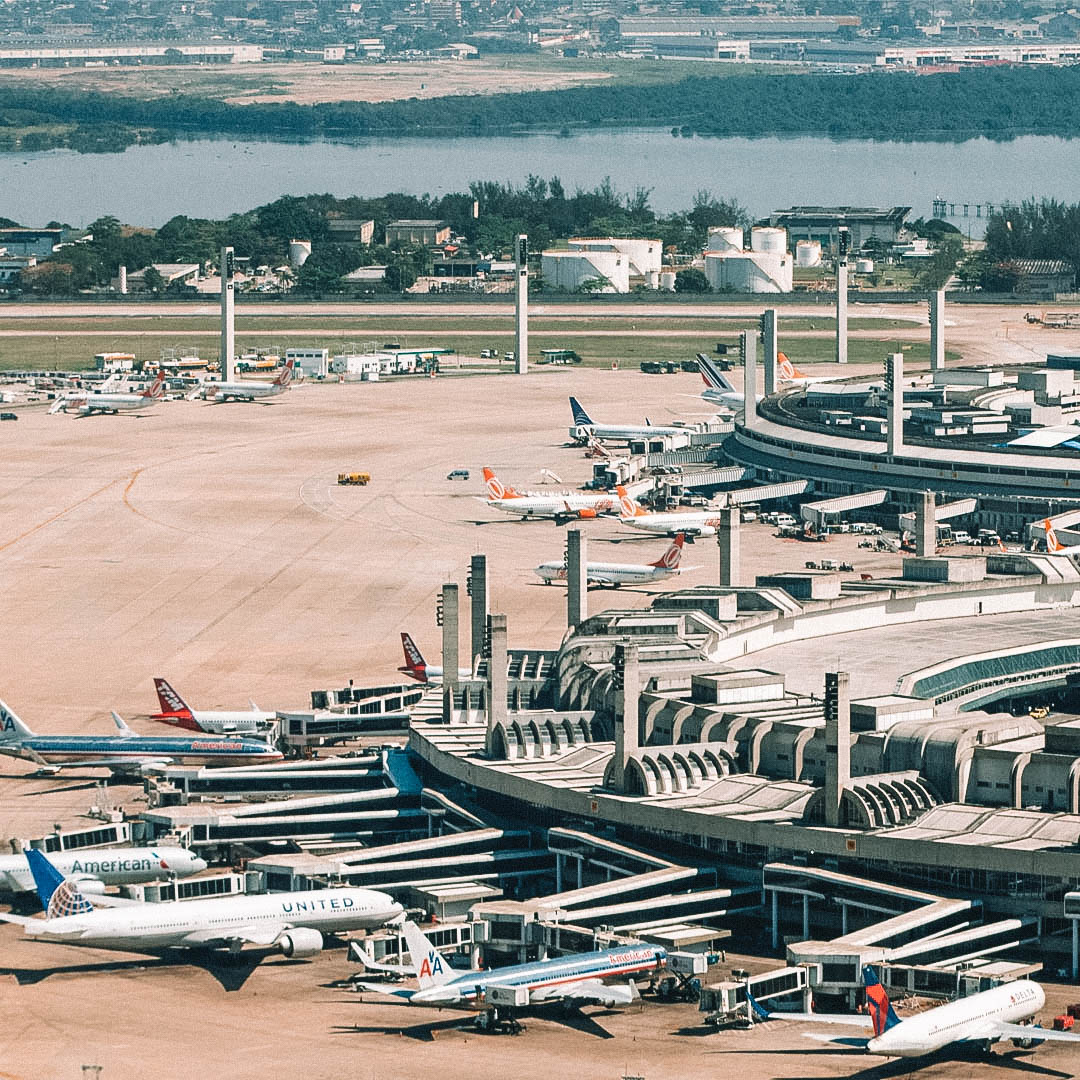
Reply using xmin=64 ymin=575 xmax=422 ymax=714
xmin=863 ymin=966 xmax=901 ymax=1035
xmin=26 ymin=849 xmax=93 ymax=918
xmin=569 ymin=397 xmax=593 ymax=426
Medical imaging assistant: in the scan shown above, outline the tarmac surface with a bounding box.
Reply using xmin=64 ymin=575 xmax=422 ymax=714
xmin=1 ymin=364 xmax=1077 ymax=1078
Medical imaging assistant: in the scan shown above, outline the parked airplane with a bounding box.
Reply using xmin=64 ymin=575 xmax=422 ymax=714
xmin=49 ymin=371 xmax=166 ymax=416
xmin=0 ymin=848 xmax=403 ymax=957
xmin=750 ymin=965 xmax=1080 ymax=1059
xmin=696 ymin=353 xmax=847 ymax=411
xmin=535 ymin=534 xmax=694 ymax=587
xmin=0 ymin=699 xmax=284 ymax=775
xmin=355 ymin=920 xmax=665 ymax=1017
xmin=150 ymin=678 xmax=276 ymax=735
xmin=616 ymin=486 xmax=723 ymax=539
xmin=191 ymin=357 xmax=295 ymax=402
xmin=398 ymin=634 xmax=472 ymax=685
xmin=568 ymin=397 xmax=686 ymax=445
xmin=0 ymin=845 xmax=206 ymax=895
xmin=482 ymin=468 xmax=617 ymax=523
xmin=1044 ymin=519 xmax=1080 ymax=553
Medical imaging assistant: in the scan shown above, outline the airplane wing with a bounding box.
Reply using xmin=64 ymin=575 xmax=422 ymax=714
xmin=180 ymin=924 xmax=284 ymax=949
xmin=33 ymin=757 xmax=172 ymax=772
xmin=778 ymin=1012 xmax=874 ymax=1027
xmin=530 ymin=979 xmax=638 ymax=1007
xmin=989 ymin=1021 xmax=1080 ymax=1043
xmin=0 ymin=911 xmax=36 ymax=926
xmin=801 ymin=1033 xmax=871 ymax=1048
xmin=349 ymin=940 xmax=418 ymax=975
xmin=349 ymin=982 xmax=418 ymax=1001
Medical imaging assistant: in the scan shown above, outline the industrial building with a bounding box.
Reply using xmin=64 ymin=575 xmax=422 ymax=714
xmin=385 ymin=220 xmax=451 ymax=248
xmin=0 ymin=42 xmax=263 ymax=66
xmin=767 ymin=206 xmax=911 ymax=253
xmin=541 ymin=248 xmax=631 ymax=294
xmin=703 ymin=226 xmax=793 ymax=294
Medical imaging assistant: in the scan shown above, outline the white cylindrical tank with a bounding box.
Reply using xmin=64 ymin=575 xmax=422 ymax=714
xmin=646 ymin=270 xmax=660 ymax=290
xmin=540 ymin=250 xmax=630 ymax=293
xmin=856 ymin=257 xmax=874 ymax=274
xmin=289 ymin=240 xmax=312 ymax=269
xmin=660 ymin=271 xmax=676 ymax=292
xmin=707 ymin=226 xmax=743 ymax=253
xmin=795 ymin=240 xmax=822 ymax=268
xmin=705 ymin=251 xmax=793 ymax=294
xmin=751 ymin=227 xmax=787 ymax=254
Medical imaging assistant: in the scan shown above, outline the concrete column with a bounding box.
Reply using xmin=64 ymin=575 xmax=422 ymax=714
xmin=841 ymin=902 xmax=849 ymax=937
xmin=219 ymin=246 xmax=235 ymax=381
xmin=742 ymin=329 xmax=758 ymax=427
xmin=469 ymin=554 xmax=487 ymax=672
xmin=771 ymin=889 xmax=779 ymax=951
xmin=929 ymin=288 xmax=945 ymax=372
xmin=802 ymin=894 xmax=810 ymax=941
xmin=609 ymin=643 xmax=640 ymax=792
xmin=555 ymin=854 xmax=563 ymax=893
xmin=566 ymin=528 xmax=588 ymax=630
xmin=717 ymin=506 xmax=742 ymax=587
xmin=1072 ymin=919 xmax=1078 ymax=980
xmin=514 ymin=234 xmax=528 ymax=375
xmin=118 ymin=265 xmax=128 ymax=295
xmin=484 ymin=613 xmax=508 ymax=755
xmin=887 ymin=352 xmax=904 ymax=457
xmin=440 ymin=583 xmax=459 ymax=724
xmin=836 ymin=228 xmax=849 ymax=366
xmin=762 ymin=308 xmax=778 ymax=395
xmin=576 ymin=856 xmax=583 ymax=890
xmin=915 ymin=491 xmax=936 ymax=557
xmin=824 ymin=671 xmax=851 ymax=828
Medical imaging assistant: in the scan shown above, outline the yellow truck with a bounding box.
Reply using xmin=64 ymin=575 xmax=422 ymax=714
xmin=338 ymin=472 xmax=371 ymax=486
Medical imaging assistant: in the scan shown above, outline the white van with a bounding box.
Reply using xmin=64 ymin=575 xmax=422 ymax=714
xmin=775 ymin=513 xmax=798 ymax=528
xmin=952 ymin=530 xmax=973 ymax=545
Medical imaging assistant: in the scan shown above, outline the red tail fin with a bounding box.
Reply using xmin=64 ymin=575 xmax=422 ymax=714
xmin=274 ymin=357 xmax=296 ymax=387
xmin=154 ymin=678 xmax=194 ymax=717
xmin=616 ymin=485 xmax=647 ymax=518
xmin=1045 ymin=519 xmax=1064 ymax=552
xmin=398 ymin=633 xmax=428 ymax=682
xmin=650 ymin=533 xmax=685 ymax=569
xmin=483 ymin=468 xmax=518 ymax=500
xmin=143 ymin=371 xmax=167 ymax=399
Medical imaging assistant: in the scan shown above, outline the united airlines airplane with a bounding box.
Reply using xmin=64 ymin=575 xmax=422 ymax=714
xmin=0 ymin=849 xmax=403 ymax=958
xmin=0 ymin=698 xmax=283 ymax=775
xmin=0 ymin=846 xmax=206 ymax=895
xmin=751 ymin=965 xmax=1080 ymax=1059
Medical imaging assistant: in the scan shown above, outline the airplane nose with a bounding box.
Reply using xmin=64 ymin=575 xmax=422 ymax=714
xmin=192 ymin=857 xmax=209 ymax=872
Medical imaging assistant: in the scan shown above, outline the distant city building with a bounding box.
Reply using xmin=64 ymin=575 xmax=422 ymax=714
xmin=1009 ymin=260 xmax=1075 ymax=300
xmin=0 ymin=227 xmax=64 ymax=257
xmin=768 ymin=206 xmax=911 ymax=252
xmin=119 ymin=263 xmax=200 ymax=292
xmin=326 ymin=219 xmax=375 ymax=246
xmin=0 ymin=253 xmax=36 ymax=283
xmin=385 ymin=220 xmax=451 ymax=248
xmin=0 ymin=42 xmax=263 ymax=67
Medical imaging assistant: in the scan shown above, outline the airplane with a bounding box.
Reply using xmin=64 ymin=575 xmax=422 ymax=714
xmin=49 ymin=371 xmax=166 ymax=416
xmin=0 ymin=698 xmax=284 ymax=776
xmin=0 ymin=848 xmax=403 ymax=957
xmin=696 ymin=353 xmax=848 ymax=410
xmin=0 ymin=845 xmax=206 ymax=895
xmin=397 ymin=634 xmax=472 ymax=685
xmin=191 ymin=357 xmax=295 ymax=402
xmin=353 ymin=920 xmax=665 ymax=1020
xmin=482 ymin=468 xmax=618 ymax=523
xmin=748 ymin=964 xmax=1080 ymax=1059
xmin=534 ymin=534 xmax=696 ymax=587
xmin=616 ymin=486 xmax=724 ymax=540
xmin=568 ymin=397 xmax=687 ymax=445
xmin=149 ymin=678 xmax=276 ymax=735
xmin=1044 ymin=518 xmax=1080 ymax=553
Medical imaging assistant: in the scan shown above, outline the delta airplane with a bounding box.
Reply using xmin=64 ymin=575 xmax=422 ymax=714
xmin=0 ymin=698 xmax=283 ymax=775
xmin=0 ymin=848 xmax=403 ymax=957
xmin=0 ymin=846 xmax=206 ymax=895
xmin=49 ymin=371 xmax=166 ymax=416
xmin=398 ymin=634 xmax=472 ymax=685
xmin=535 ymin=534 xmax=695 ymax=587
xmin=191 ymin=357 xmax=295 ymax=402
xmin=616 ymin=486 xmax=723 ymax=540
xmin=149 ymin=678 xmax=276 ymax=735
xmin=750 ymin=965 xmax=1080 ymax=1059
xmin=355 ymin=920 xmax=665 ymax=1015
xmin=482 ymin=468 xmax=617 ymax=523
xmin=568 ymin=397 xmax=687 ymax=445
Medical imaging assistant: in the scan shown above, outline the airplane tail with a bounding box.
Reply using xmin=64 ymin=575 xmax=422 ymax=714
xmin=650 ymin=533 xmax=685 ymax=569
xmin=26 ymin=849 xmax=94 ymax=919
xmin=154 ymin=677 xmax=194 ymax=718
xmin=482 ymin=468 xmax=518 ymax=501
xmin=274 ymin=357 xmax=296 ymax=387
xmin=0 ymin=699 xmax=34 ymax=743
xmin=777 ymin=353 xmax=804 ymax=382
xmin=142 ymin=371 xmax=167 ymax=400
xmin=398 ymin=633 xmax=428 ymax=682
xmin=1045 ymin=519 xmax=1064 ymax=552
xmin=569 ymin=396 xmax=594 ymax=427
xmin=402 ymin=921 xmax=456 ymax=990
xmin=697 ymin=354 xmax=737 ymax=393
xmin=616 ymin=485 xmax=648 ymax=518
xmin=111 ymin=711 xmax=136 ymax=737
xmin=862 ymin=966 xmax=902 ymax=1037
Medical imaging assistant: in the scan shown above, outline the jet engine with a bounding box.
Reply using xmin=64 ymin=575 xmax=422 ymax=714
xmin=70 ymin=877 xmax=108 ymax=895
xmin=1011 ymin=1027 xmax=1047 ymax=1050
xmin=278 ymin=928 xmax=324 ymax=958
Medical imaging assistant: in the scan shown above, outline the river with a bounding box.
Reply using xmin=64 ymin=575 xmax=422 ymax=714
xmin=1 ymin=129 xmax=1074 ymax=228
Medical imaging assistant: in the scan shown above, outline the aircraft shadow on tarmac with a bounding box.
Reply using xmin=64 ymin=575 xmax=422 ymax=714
xmin=703 ymin=1043 xmax=1075 ymax=1080
xmin=0 ymin=948 xmax=304 ymax=992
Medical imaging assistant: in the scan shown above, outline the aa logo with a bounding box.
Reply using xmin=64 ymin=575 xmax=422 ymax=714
xmin=419 ymin=952 xmax=444 ymax=979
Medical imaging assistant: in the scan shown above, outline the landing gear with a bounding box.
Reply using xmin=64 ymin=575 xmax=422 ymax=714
xmin=474 ymin=1007 xmax=525 ymax=1035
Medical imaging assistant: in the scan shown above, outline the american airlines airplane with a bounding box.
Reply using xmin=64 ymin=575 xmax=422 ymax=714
xmin=0 ymin=849 xmax=403 ymax=957
xmin=397 ymin=634 xmax=472 ymax=685
xmin=535 ymin=534 xmax=695 ymax=587
xmin=616 ymin=486 xmax=724 ymax=539
xmin=149 ymin=678 xmax=276 ymax=735
xmin=568 ymin=397 xmax=686 ymax=445
xmin=0 ymin=846 xmax=206 ymax=895
xmin=355 ymin=920 xmax=665 ymax=1015
xmin=49 ymin=371 xmax=166 ymax=416
xmin=191 ymin=357 xmax=295 ymax=402
xmin=482 ymin=468 xmax=617 ymax=523
xmin=0 ymin=698 xmax=283 ymax=775
xmin=750 ymin=965 xmax=1080 ymax=1059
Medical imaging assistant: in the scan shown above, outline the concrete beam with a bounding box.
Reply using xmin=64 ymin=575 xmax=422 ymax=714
xmin=929 ymin=289 xmax=945 ymax=372
xmin=220 ymin=245 xmax=235 ymax=381
xmin=485 ymin=613 xmax=508 ymax=755
xmin=836 ymin=228 xmax=849 ymax=366
xmin=717 ymin=506 xmax=742 ymax=587
xmin=441 ymin=583 xmax=459 ymax=724
xmin=742 ymin=330 xmax=758 ymax=428
xmin=566 ymin=528 xmax=588 ymax=629
xmin=470 ymin=553 xmax=487 ymax=671
xmin=888 ymin=352 xmax=904 ymax=457
xmin=915 ymin=492 xmax=936 ymax=557
xmin=762 ymin=308 xmax=778 ymax=396
xmin=609 ymin=642 xmax=640 ymax=793
xmin=515 ymin=234 xmax=528 ymax=375
xmin=824 ymin=671 xmax=851 ymax=828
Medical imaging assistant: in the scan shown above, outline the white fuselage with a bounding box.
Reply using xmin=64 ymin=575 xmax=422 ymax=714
xmin=488 ymin=492 xmax=616 ymax=519
xmin=153 ymin=710 xmax=276 ymax=735
xmin=535 ymin=561 xmax=676 ymax=586
xmin=202 ymin=381 xmax=284 ymax=402
xmin=0 ymin=846 xmax=206 ymax=894
xmin=622 ymin=511 xmax=722 ymax=538
xmin=867 ymin=981 xmax=1045 ymax=1058
xmin=65 ymin=391 xmax=157 ymax=415
xmin=23 ymin=887 xmax=402 ymax=951
xmin=701 ymin=388 xmax=745 ymax=411
xmin=571 ymin=423 xmax=685 ymax=444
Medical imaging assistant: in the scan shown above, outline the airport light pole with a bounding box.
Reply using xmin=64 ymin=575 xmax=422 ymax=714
xmin=514 ymin=234 xmax=528 ymax=375
xmin=220 ymin=246 xmax=235 ymax=381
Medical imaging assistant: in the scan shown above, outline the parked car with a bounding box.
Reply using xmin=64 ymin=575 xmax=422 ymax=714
xmin=0 ymin=412 xmax=16 ymax=421
xmin=447 ymin=468 xmax=470 ymax=481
